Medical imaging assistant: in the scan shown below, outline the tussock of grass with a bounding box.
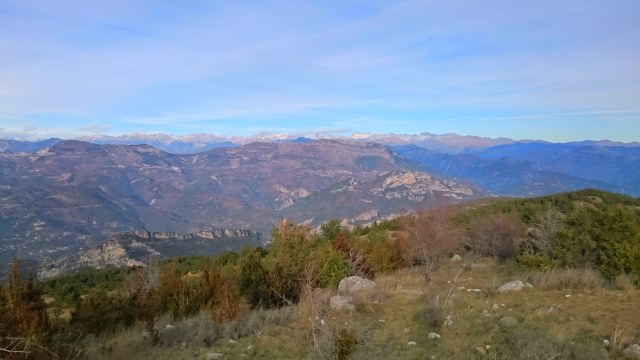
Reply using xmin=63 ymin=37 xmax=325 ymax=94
xmin=528 ymin=268 xmax=605 ymax=291
xmin=614 ymin=273 xmax=638 ymax=291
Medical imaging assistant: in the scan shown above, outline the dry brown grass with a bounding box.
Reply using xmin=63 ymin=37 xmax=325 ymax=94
xmin=81 ymin=257 xmax=640 ymax=359
xmin=528 ymin=268 xmax=606 ymax=291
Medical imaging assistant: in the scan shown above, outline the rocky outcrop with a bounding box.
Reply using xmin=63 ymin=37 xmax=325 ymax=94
xmin=338 ymin=276 xmax=377 ymax=294
xmin=37 ymin=229 xmax=262 ymax=279
xmin=370 ymin=171 xmax=475 ymax=201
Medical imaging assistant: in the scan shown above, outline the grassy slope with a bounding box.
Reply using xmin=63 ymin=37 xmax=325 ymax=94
xmin=83 ymin=259 xmax=639 ymax=359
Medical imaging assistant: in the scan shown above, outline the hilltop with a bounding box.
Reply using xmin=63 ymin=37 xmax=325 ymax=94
xmin=1 ymin=189 xmax=639 ymax=359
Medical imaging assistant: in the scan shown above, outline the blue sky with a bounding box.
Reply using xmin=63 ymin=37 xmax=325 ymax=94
xmin=1 ymin=0 xmax=639 ymax=141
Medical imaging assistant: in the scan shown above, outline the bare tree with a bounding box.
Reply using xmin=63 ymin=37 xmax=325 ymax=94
xmin=525 ymin=207 xmax=562 ymax=254
xmin=402 ymin=203 xmax=459 ymax=282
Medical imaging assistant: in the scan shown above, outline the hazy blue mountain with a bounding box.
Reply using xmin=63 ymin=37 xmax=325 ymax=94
xmin=0 ymin=138 xmax=61 ymax=153
xmin=395 ymin=145 xmax=628 ymax=196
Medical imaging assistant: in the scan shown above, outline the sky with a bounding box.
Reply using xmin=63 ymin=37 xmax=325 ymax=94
xmin=0 ymin=0 xmax=639 ymax=142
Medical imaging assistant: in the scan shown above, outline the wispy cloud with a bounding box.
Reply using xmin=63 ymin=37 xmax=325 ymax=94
xmin=0 ymin=0 xmax=638 ymax=141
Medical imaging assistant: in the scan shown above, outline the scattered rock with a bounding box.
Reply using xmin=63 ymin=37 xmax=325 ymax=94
xmin=329 ymin=295 xmax=355 ymax=311
xmin=623 ymin=344 xmax=640 ymax=359
xmin=475 ymin=346 xmax=487 ymax=355
xmin=338 ymin=276 xmax=377 ymax=294
xmin=499 ymin=316 xmax=518 ymax=327
xmin=378 ymin=319 xmax=386 ymax=323
xmin=497 ymin=280 xmax=525 ymax=293
xmin=451 ymin=254 xmax=462 ymax=262
xmin=565 ymin=294 xmax=572 ymax=298
xmin=408 ymin=341 xmax=417 ymax=346
xmin=428 ymin=333 xmax=441 ymax=340
xmin=165 ymin=324 xmax=175 ymax=330
xmin=491 ymin=304 xmax=499 ymax=310
xmin=207 ymin=353 xmax=223 ymax=360
xmin=602 ymin=339 xmax=610 ymax=348
xmin=467 ymin=288 xmax=482 ymax=292
xmin=444 ymin=314 xmax=454 ymax=327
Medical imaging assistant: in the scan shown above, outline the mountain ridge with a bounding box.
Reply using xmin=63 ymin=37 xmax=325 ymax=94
xmin=0 ymin=140 xmax=477 ymax=265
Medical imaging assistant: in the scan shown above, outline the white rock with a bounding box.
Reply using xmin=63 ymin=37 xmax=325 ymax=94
xmin=408 ymin=341 xmax=417 ymax=346
xmin=623 ymin=344 xmax=640 ymax=359
xmin=329 ymin=295 xmax=355 ymax=311
xmin=491 ymin=304 xmax=499 ymax=310
xmin=428 ymin=333 xmax=441 ymax=340
xmin=497 ymin=280 xmax=525 ymax=293
xmin=444 ymin=314 xmax=454 ymax=327
xmin=165 ymin=324 xmax=175 ymax=330
xmin=338 ymin=276 xmax=377 ymax=294
xmin=450 ymin=254 xmax=462 ymax=262
xmin=602 ymin=339 xmax=610 ymax=348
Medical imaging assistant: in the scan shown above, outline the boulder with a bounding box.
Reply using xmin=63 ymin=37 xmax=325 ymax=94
xmin=329 ymin=295 xmax=355 ymax=311
xmin=338 ymin=276 xmax=376 ymax=294
xmin=623 ymin=344 xmax=640 ymax=359
xmin=497 ymin=280 xmax=525 ymax=293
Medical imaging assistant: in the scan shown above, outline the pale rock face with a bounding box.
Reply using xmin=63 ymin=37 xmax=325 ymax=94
xmin=370 ymin=171 xmax=474 ymax=201
xmin=338 ymin=276 xmax=377 ymax=294
xmin=271 ymin=184 xmax=310 ymax=210
xmin=355 ymin=210 xmax=378 ymax=221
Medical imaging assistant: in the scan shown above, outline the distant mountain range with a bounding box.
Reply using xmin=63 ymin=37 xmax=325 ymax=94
xmin=395 ymin=141 xmax=640 ymax=197
xmin=2 ymin=132 xmax=639 ymax=271
xmin=0 ymin=132 xmax=533 ymax=154
xmin=0 ymin=139 xmax=478 ymax=265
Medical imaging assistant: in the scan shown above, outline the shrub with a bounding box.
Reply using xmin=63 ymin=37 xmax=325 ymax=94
xmin=239 ymin=249 xmax=274 ymax=308
xmin=400 ymin=206 xmax=460 ymax=280
xmin=468 ymin=213 xmax=525 ymax=261
xmin=415 ymin=293 xmax=446 ymax=329
xmin=332 ymin=326 xmax=359 ymax=360
xmin=554 ymin=206 xmax=640 ymax=279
